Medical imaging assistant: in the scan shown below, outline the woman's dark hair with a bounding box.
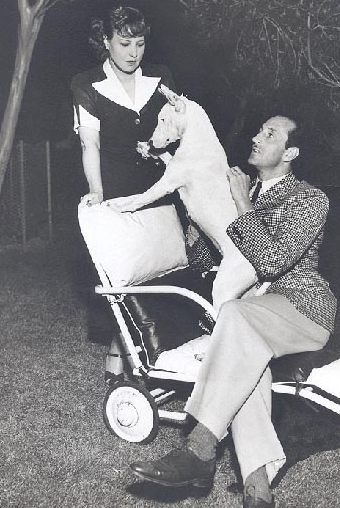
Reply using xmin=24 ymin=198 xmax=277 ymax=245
xmin=89 ymin=5 xmax=150 ymax=62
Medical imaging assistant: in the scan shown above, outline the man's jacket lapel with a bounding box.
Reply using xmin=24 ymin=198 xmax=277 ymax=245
xmin=254 ymin=173 xmax=299 ymax=210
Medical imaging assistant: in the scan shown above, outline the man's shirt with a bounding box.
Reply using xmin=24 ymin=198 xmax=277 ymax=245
xmin=250 ymin=174 xmax=288 ymax=200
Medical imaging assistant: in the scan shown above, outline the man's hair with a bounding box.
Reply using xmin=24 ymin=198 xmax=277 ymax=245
xmin=285 ymin=119 xmax=300 ymax=149
xmin=89 ymin=5 xmax=150 ymax=62
xmin=282 ymin=116 xmax=306 ymax=171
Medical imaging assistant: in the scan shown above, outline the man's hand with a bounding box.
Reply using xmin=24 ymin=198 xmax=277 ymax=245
xmin=226 ymin=166 xmax=253 ymax=216
xmin=80 ymin=191 xmax=103 ymax=208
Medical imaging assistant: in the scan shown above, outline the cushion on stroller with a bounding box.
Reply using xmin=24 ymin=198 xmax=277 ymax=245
xmin=271 ymin=345 xmax=340 ymax=384
xmin=120 ymin=270 xmax=215 ymax=366
xmin=154 ymin=330 xmax=340 ymax=398
xmin=154 ymin=334 xmax=210 ymax=378
xmin=78 ymin=202 xmax=188 ymax=286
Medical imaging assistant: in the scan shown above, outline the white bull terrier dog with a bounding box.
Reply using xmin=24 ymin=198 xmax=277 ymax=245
xmin=109 ymin=85 xmax=269 ymax=307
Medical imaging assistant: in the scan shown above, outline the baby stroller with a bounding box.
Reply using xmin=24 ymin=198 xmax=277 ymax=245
xmin=79 ymin=201 xmax=340 ymax=445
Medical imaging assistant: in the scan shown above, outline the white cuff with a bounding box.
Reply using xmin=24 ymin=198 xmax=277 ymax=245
xmin=73 ymin=105 xmax=100 ymax=133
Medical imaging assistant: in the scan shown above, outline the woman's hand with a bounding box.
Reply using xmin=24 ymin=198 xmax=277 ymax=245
xmin=136 ymin=141 xmax=162 ymax=160
xmin=226 ymin=166 xmax=253 ymax=216
xmin=80 ymin=191 xmax=103 ymax=207
xmin=137 ymin=141 xmax=151 ymax=159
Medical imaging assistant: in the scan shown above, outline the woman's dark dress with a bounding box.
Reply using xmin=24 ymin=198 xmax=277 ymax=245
xmin=71 ymin=60 xmax=175 ymax=199
xmin=72 ymin=60 xmax=212 ymax=356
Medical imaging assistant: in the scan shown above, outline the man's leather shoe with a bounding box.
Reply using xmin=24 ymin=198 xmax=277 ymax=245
xmin=243 ymin=485 xmax=275 ymax=507
xmin=130 ymin=448 xmax=215 ymax=488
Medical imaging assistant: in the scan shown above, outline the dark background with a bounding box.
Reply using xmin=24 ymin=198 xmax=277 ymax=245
xmin=1 ymin=0 xmax=236 ymax=143
xmin=0 ymin=0 xmax=339 ymax=238
xmin=1 ymin=0 xmax=340 ymax=183
xmin=0 ymin=0 xmax=246 ymax=216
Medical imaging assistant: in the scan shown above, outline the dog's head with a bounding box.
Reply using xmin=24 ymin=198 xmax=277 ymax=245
xmin=150 ymin=85 xmax=187 ymax=149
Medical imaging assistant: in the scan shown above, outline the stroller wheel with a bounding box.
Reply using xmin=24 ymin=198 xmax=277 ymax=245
xmin=103 ymin=381 xmax=159 ymax=444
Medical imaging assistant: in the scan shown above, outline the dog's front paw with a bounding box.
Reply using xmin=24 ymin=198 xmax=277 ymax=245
xmin=107 ymin=195 xmax=142 ymax=213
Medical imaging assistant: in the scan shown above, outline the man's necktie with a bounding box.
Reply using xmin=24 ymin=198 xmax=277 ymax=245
xmin=250 ymin=181 xmax=262 ymax=204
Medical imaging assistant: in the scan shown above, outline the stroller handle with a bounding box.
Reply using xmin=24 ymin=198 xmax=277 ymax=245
xmin=95 ymin=284 xmax=218 ymax=321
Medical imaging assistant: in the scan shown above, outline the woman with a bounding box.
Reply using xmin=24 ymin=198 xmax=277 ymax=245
xmin=72 ymin=5 xmax=209 ymax=380
xmin=72 ymin=5 xmax=175 ymax=204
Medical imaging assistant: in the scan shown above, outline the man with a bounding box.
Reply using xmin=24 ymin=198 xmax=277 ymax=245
xmin=129 ymin=116 xmax=337 ymax=507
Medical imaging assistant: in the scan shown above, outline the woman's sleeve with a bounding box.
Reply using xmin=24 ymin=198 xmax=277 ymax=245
xmin=71 ymin=75 xmax=100 ymax=133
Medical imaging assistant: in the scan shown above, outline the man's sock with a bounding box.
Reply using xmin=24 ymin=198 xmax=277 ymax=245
xmin=244 ymin=466 xmax=272 ymax=503
xmin=187 ymin=422 xmax=217 ymax=461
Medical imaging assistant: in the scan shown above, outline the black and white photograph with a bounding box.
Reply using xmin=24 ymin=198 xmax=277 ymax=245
xmin=0 ymin=1 xmax=340 ymax=506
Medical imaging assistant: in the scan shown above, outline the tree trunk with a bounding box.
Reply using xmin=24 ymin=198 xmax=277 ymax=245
xmin=0 ymin=11 xmax=44 ymax=194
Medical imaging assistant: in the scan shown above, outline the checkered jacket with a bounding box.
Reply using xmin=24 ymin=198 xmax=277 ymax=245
xmin=227 ymin=173 xmax=337 ymax=333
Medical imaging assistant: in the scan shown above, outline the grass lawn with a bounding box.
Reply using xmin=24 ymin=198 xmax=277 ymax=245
xmin=0 ymin=234 xmax=339 ymax=508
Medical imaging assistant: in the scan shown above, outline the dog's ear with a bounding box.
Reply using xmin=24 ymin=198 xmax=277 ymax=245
xmin=174 ymin=99 xmax=186 ymax=114
xmin=158 ymin=84 xmax=180 ymax=106
xmin=159 ymin=85 xmax=186 ymax=114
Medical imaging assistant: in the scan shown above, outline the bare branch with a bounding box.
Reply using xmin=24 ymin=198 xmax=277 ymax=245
xmin=179 ymin=0 xmax=340 ymax=103
xmin=323 ymin=11 xmax=340 ymax=23
xmin=264 ymin=15 xmax=297 ymax=70
xmin=275 ymin=27 xmax=280 ymax=87
xmin=317 ymin=0 xmax=328 ymax=19
xmin=178 ymin=0 xmax=191 ymax=9
xmin=32 ymin=0 xmax=67 ymax=18
xmin=262 ymin=18 xmax=274 ymax=62
xmin=43 ymin=0 xmax=64 ymax=11
xmin=305 ymin=11 xmax=340 ymax=88
xmin=32 ymin=0 xmax=49 ymax=15
xmin=18 ymin=0 xmax=30 ymax=19
xmin=322 ymin=61 xmax=340 ymax=84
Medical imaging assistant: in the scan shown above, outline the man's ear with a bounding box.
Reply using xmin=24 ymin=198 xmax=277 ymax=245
xmin=284 ymin=146 xmax=299 ymax=162
xmin=174 ymin=98 xmax=186 ymax=114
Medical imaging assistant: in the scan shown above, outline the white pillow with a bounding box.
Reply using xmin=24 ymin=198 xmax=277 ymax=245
xmin=78 ymin=202 xmax=188 ymax=286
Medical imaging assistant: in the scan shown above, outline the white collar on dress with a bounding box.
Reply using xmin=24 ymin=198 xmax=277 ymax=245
xmin=92 ymin=59 xmax=161 ymax=113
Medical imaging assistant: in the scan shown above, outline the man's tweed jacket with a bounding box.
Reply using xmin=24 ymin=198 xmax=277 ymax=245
xmin=227 ymin=172 xmax=337 ymax=333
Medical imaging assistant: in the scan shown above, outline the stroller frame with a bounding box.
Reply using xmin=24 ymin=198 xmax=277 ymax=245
xmin=97 ymin=283 xmax=215 ymax=443
xmin=94 ymin=257 xmax=340 ymax=444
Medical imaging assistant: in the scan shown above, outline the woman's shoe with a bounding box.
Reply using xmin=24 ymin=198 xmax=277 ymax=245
xmin=105 ymin=349 xmax=131 ymax=384
xmin=104 ymin=371 xmax=125 ymax=385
